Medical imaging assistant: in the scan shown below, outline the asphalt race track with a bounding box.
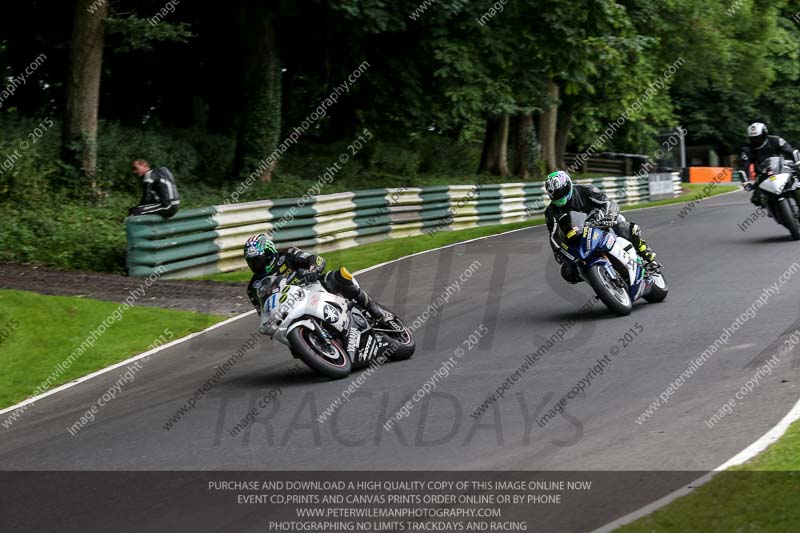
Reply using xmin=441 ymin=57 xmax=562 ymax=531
xmin=3 ymin=190 xmax=800 ymax=531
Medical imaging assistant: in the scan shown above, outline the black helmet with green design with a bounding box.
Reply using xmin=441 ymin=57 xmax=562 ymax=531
xmin=244 ymin=234 xmax=278 ymax=275
xmin=545 ymin=170 xmax=574 ymax=207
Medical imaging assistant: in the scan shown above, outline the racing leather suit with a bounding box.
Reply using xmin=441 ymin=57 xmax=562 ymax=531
xmin=247 ymin=247 xmax=383 ymax=319
xmin=130 ymin=167 xmax=180 ymax=218
xmin=739 ymin=135 xmax=800 ymax=205
xmin=545 ymin=185 xmax=655 ymax=283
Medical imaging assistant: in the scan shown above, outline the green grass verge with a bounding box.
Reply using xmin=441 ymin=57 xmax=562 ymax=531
xmin=616 ymin=420 xmax=800 ymax=532
xmin=0 ymin=289 xmax=223 ymax=408
xmin=202 ymin=183 xmax=740 ymax=283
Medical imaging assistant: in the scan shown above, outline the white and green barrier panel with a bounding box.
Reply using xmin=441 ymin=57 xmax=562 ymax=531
xmin=126 ymin=174 xmax=681 ymax=279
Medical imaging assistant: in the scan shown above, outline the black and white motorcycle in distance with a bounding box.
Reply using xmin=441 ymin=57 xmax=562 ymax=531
xmin=257 ymin=269 xmax=415 ymax=379
xmin=746 ymin=157 xmax=800 ymax=240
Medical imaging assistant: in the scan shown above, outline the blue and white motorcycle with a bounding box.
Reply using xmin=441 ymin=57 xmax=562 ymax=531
xmin=558 ymin=212 xmax=668 ymax=316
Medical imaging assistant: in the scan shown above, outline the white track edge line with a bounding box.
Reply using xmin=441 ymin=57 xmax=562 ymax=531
xmin=590 ymin=395 xmax=800 ymax=533
xmin=0 ymin=187 xmax=741 ymax=418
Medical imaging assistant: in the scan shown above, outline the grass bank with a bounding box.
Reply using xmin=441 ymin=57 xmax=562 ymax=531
xmin=0 ymin=289 xmax=223 ymax=409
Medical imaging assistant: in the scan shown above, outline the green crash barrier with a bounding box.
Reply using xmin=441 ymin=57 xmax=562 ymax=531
xmin=125 ymin=174 xmax=681 ymax=279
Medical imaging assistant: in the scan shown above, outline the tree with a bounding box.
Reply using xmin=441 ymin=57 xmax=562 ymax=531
xmin=232 ymin=2 xmax=281 ymax=181
xmin=63 ymin=0 xmax=108 ymax=190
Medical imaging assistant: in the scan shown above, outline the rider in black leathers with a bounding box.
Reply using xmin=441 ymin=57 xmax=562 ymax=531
xmin=544 ymin=171 xmax=657 ymax=284
xmin=740 ymin=122 xmax=800 ymax=205
xmin=244 ymin=234 xmax=384 ymax=319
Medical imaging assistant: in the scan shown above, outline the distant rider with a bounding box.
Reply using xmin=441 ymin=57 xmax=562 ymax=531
xmin=544 ymin=171 xmax=658 ymax=284
xmin=739 ymin=122 xmax=800 ymax=205
xmin=244 ymin=234 xmax=385 ymax=320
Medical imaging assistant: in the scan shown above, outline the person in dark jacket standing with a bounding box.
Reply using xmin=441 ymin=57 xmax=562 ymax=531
xmin=129 ymin=159 xmax=180 ymax=217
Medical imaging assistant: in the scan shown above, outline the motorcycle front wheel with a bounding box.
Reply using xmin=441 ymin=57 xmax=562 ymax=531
xmin=586 ymin=263 xmax=633 ymax=316
xmin=288 ymin=325 xmax=351 ymax=379
xmin=777 ymin=198 xmax=800 ymax=241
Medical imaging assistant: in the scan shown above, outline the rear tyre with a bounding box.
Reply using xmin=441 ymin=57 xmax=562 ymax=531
xmin=586 ymin=263 xmax=632 ymax=316
xmin=288 ymin=325 xmax=351 ymax=379
xmin=644 ymin=272 xmax=669 ymax=303
xmin=372 ymin=304 xmax=416 ymax=361
xmin=778 ymin=199 xmax=800 ymax=241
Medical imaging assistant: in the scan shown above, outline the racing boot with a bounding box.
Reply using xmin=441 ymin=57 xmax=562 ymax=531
xmin=326 ymin=267 xmax=387 ymax=321
xmin=629 ymin=223 xmax=659 ymax=270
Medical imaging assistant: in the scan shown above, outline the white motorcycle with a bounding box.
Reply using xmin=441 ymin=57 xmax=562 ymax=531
xmin=747 ymin=156 xmax=800 ymax=240
xmin=257 ymin=269 xmax=415 ymax=379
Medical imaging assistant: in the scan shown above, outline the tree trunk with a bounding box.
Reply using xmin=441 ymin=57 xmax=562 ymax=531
xmin=233 ymin=3 xmax=281 ymax=182
xmin=63 ymin=0 xmax=107 ymax=192
xmin=478 ymin=114 xmax=511 ymax=176
xmin=537 ymin=80 xmax=559 ymax=172
xmin=555 ymin=104 xmax=574 ymax=170
xmin=514 ymin=112 xmax=534 ymax=179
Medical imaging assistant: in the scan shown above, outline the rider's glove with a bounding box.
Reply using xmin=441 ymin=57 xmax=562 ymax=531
xmin=598 ymin=214 xmax=617 ymax=228
xmin=743 ymin=182 xmax=754 ymax=191
xmin=301 ymin=270 xmax=321 ymax=284
xmin=586 ymin=209 xmax=603 ymax=224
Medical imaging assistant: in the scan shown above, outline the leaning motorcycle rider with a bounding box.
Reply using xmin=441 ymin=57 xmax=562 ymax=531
xmin=740 ymin=122 xmax=800 ymax=205
xmin=544 ymin=171 xmax=658 ymax=284
xmin=244 ymin=234 xmax=385 ymax=321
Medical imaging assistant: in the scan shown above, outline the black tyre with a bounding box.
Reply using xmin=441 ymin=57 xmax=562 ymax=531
xmin=778 ymin=199 xmax=800 ymax=241
xmin=288 ymin=325 xmax=351 ymax=379
xmin=644 ymin=272 xmax=669 ymax=303
xmin=586 ymin=263 xmax=633 ymax=316
xmin=372 ymin=304 xmax=416 ymax=361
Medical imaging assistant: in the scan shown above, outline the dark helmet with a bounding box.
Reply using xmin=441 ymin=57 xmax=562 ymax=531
xmin=748 ymin=122 xmax=768 ymax=150
xmin=545 ymin=171 xmax=573 ymax=207
xmin=244 ymin=234 xmax=278 ymax=275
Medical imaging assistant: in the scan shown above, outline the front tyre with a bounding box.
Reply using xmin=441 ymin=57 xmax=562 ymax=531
xmin=586 ymin=263 xmax=633 ymax=316
xmin=777 ymin=199 xmax=800 ymax=241
xmin=288 ymin=325 xmax=351 ymax=379
xmin=372 ymin=304 xmax=416 ymax=361
xmin=644 ymin=272 xmax=669 ymax=303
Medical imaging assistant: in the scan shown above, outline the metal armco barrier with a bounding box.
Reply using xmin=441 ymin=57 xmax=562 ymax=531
xmin=126 ymin=174 xmax=682 ymax=279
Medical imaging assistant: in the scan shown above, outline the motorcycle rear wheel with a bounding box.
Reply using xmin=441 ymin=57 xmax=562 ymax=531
xmin=644 ymin=272 xmax=669 ymax=303
xmin=371 ymin=304 xmax=416 ymax=361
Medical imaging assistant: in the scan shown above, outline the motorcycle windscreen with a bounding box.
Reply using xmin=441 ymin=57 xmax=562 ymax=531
xmin=557 ymin=210 xmax=588 ymax=242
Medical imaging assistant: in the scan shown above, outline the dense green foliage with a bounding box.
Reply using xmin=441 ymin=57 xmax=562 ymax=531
xmin=0 ymin=0 xmax=797 ymax=272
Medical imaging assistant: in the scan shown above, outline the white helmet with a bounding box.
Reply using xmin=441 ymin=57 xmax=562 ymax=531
xmin=747 ymin=122 xmax=768 ymax=150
